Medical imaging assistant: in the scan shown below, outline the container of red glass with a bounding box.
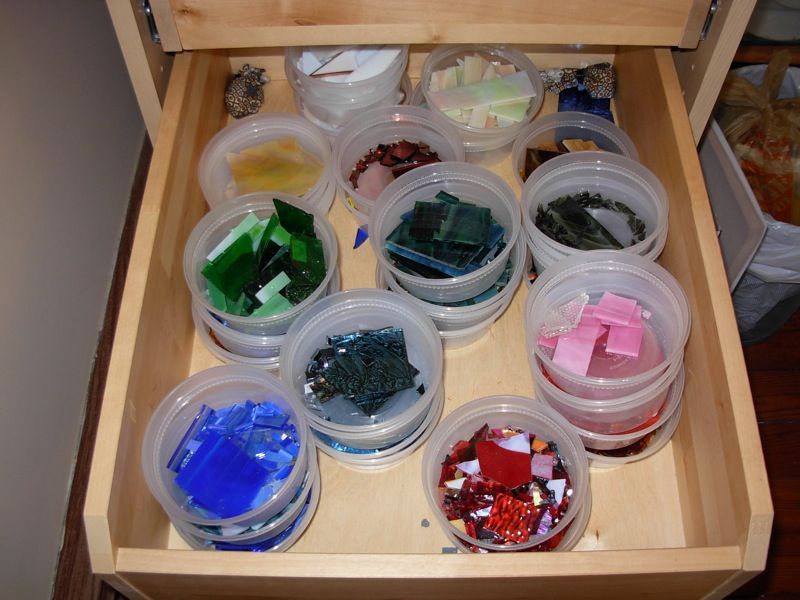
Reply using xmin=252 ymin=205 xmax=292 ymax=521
xmin=421 ymin=395 xmax=589 ymax=552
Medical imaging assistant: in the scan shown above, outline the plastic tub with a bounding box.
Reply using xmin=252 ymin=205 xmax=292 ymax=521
xmin=141 ymin=365 xmax=311 ymax=528
xmin=572 ymin=366 xmax=685 ymax=450
xmin=511 ymin=112 xmax=639 ymax=186
xmin=521 ymin=152 xmax=668 ymax=269
xmin=532 ymin=351 xmax=684 ymax=434
xmin=197 ymin=113 xmax=334 ymax=210
xmin=419 ymin=45 xmax=545 ymax=153
xmin=332 ymin=105 xmax=465 ymax=223
xmin=370 ymin=161 xmax=521 ymax=303
xmin=314 ymin=381 xmax=445 ymax=471
xmin=183 ymin=193 xmax=339 ymax=337
xmin=525 ymin=251 xmax=690 ymax=400
xmin=422 ymin=395 xmax=589 ymax=552
xmin=285 ymin=45 xmax=409 ymax=132
xmin=280 ymin=289 xmax=443 ymax=450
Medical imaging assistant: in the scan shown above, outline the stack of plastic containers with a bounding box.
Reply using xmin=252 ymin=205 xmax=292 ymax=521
xmin=418 ymin=45 xmax=545 ymax=155
xmin=285 ymin=45 xmax=410 ymax=135
xmin=421 ymin=395 xmax=590 ymax=552
xmin=524 ymin=252 xmax=691 ymax=465
xmin=141 ymin=366 xmax=318 ymax=551
xmin=332 ymin=105 xmax=465 ymax=223
xmin=369 ymin=162 xmax=522 ymax=346
xmin=184 ymin=193 xmax=339 ymax=369
xmin=521 ymin=152 xmax=669 ymax=273
xmin=198 ymin=113 xmax=335 ymax=211
xmin=280 ymin=289 xmax=444 ymax=470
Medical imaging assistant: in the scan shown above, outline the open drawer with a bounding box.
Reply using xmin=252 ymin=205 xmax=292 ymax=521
xmin=85 ymin=42 xmax=772 ymax=599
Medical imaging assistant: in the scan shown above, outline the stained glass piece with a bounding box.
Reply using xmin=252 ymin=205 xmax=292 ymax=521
xmin=476 ymin=440 xmax=533 ymax=489
xmin=433 ymin=203 xmax=491 ymax=246
xmin=273 ymin=198 xmax=314 ymax=237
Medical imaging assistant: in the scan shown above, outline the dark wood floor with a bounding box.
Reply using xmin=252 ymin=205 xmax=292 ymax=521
xmin=53 ymin=142 xmax=800 ymax=599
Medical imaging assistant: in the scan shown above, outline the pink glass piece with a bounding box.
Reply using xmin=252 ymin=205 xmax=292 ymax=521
xmin=538 ymin=334 xmax=558 ymax=349
xmin=594 ymin=292 xmax=638 ymax=325
xmin=531 ymin=452 xmax=554 ymax=479
xmin=605 ymin=323 xmax=644 ymax=357
xmin=552 ymin=322 xmax=602 ymax=376
xmin=357 ymin=162 xmax=394 ymax=200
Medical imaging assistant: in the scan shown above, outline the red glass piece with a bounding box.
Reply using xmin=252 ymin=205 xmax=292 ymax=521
xmin=380 ymin=152 xmax=398 ymax=166
xmin=476 ymin=440 xmax=533 ymax=489
xmin=390 ymin=140 xmax=418 ymax=160
xmin=483 ymin=493 xmax=538 ymax=543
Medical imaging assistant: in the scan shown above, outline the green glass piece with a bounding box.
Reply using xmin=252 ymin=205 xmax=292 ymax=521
xmin=387 ymin=221 xmax=481 ymax=271
xmin=255 ymin=271 xmax=291 ymax=304
xmin=206 ymin=279 xmax=228 ymax=311
xmin=250 ymin=292 xmax=293 ymax=317
xmin=226 ymin=291 xmax=248 ymax=316
xmin=274 ymin=198 xmax=314 ymax=237
xmin=409 ymin=201 xmax=448 ymax=241
xmin=535 ymin=192 xmax=634 ymax=251
xmin=270 ymin=223 xmax=292 ymax=247
xmin=207 ymin=213 xmax=260 ymax=261
xmin=248 ymin=219 xmax=269 ymax=253
xmin=291 ymin=234 xmax=326 ymax=285
xmin=435 ymin=190 xmax=461 ymax=205
xmin=432 ymin=203 xmax=491 ymax=246
xmin=201 ymin=234 xmax=259 ymax=302
xmin=283 ymin=276 xmax=317 ymax=305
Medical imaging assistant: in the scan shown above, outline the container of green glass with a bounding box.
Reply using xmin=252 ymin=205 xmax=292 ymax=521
xmin=183 ymin=192 xmax=339 ymax=337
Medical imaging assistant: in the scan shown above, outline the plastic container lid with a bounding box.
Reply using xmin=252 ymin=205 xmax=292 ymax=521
xmin=511 ymin=111 xmax=639 ymax=187
xmin=141 ymin=365 xmax=311 ymax=528
xmin=332 ymin=105 xmax=465 ymax=224
xmin=183 ymin=193 xmax=339 ymax=337
xmin=525 ymin=251 xmax=691 ymax=397
xmin=421 ymin=395 xmax=589 ymax=552
xmin=279 ymin=289 xmax=444 ymax=450
xmin=521 ymin=152 xmax=669 ymax=269
xmin=370 ymin=161 xmax=521 ymax=303
xmin=419 ymin=45 xmax=545 ymax=153
xmin=198 ymin=113 xmax=334 ymax=210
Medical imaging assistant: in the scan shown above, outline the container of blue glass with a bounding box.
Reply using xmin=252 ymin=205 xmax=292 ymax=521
xmin=370 ymin=161 xmax=521 ymax=303
xmin=280 ymin=289 xmax=444 ymax=460
xmin=183 ymin=192 xmax=339 ymax=337
xmin=141 ymin=365 xmax=313 ymax=537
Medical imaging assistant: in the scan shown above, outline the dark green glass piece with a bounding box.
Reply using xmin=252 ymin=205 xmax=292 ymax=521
xmin=274 ymin=198 xmax=314 ymax=237
xmin=386 ymin=221 xmax=482 ymax=272
xmin=290 ymin=234 xmax=326 ymax=285
xmin=433 ymin=203 xmax=491 ymax=246
xmin=202 ymin=234 xmax=259 ymax=302
xmin=435 ymin=190 xmax=461 ymax=205
xmin=408 ymin=201 xmax=448 ymax=241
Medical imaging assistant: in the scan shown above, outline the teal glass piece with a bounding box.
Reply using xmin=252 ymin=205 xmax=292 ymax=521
xmin=433 ymin=203 xmax=491 ymax=246
xmin=274 ymin=198 xmax=314 ymax=237
xmin=408 ymin=201 xmax=448 ymax=241
xmin=386 ymin=221 xmax=482 ymax=273
xmin=202 ymin=234 xmax=259 ymax=302
xmin=435 ymin=190 xmax=461 ymax=205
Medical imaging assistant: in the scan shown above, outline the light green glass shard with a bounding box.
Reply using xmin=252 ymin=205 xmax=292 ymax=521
xmin=250 ymin=293 xmax=293 ymax=317
xmin=207 ymin=213 xmax=260 ymax=261
xmin=255 ymin=271 xmax=291 ymax=304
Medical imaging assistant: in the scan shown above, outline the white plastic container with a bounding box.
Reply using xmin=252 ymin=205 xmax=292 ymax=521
xmin=521 ymin=152 xmax=669 ymax=270
xmin=511 ymin=112 xmax=639 ymax=186
xmin=183 ymin=193 xmax=339 ymax=337
xmin=285 ymin=45 xmax=410 ymax=133
xmin=370 ymin=161 xmax=521 ymax=303
xmin=420 ymin=45 xmax=544 ymax=153
xmin=421 ymin=395 xmax=589 ymax=552
xmin=525 ymin=251 xmax=691 ymax=400
xmin=573 ymin=366 xmax=684 ymax=450
xmin=198 ymin=113 xmax=335 ymax=210
xmin=141 ymin=365 xmax=311 ymax=528
xmin=280 ymin=289 xmax=443 ymax=451
xmin=332 ymin=105 xmax=465 ymax=223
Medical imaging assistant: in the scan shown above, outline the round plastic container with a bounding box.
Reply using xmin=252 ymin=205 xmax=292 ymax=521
xmin=184 ymin=193 xmax=339 ymax=337
xmin=422 ymin=395 xmax=589 ymax=552
xmin=511 ymin=112 xmax=639 ymax=186
xmin=285 ymin=45 xmax=410 ymax=133
xmin=332 ymin=105 xmax=465 ymax=223
xmin=314 ymin=381 xmax=445 ymax=471
xmin=370 ymin=161 xmax=521 ymax=303
xmin=532 ymin=351 xmax=684 ymax=434
xmin=280 ymin=289 xmax=443 ymax=451
xmin=525 ymin=251 xmax=691 ymax=400
xmin=197 ymin=113 xmax=334 ymax=210
xmin=572 ymin=366 xmax=684 ymax=450
xmin=176 ymin=466 xmax=321 ymax=551
xmin=141 ymin=365 xmax=311 ymax=528
xmin=521 ymin=152 xmax=669 ymax=270
xmin=420 ymin=45 xmax=544 ymax=153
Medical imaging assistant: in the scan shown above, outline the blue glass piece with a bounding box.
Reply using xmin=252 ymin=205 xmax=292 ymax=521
xmin=174 ymin=430 xmax=271 ymax=518
xmin=558 ymin=87 xmax=613 ymax=121
xmin=213 ymin=494 xmax=312 ymax=552
xmin=353 ymin=226 xmax=369 ymax=249
xmin=168 ymin=405 xmax=214 ymax=473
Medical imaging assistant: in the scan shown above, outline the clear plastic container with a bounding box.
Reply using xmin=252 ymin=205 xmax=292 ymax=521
xmin=370 ymin=161 xmax=521 ymax=303
xmin=573 ymin=366 xmax=684 ymax=450
xmin=533 ymin=354 xmax=684 ymax=435
xmin=511 ymin=112 xmax=639 ymax=187
xmin=183 ymin=193 xmax=339 ymax=337
xmin=140 ymin=365 xmax=311 ymax=528
xmin=419 ymin=45 xmax=545 ymax=153
xmin=332 ymin=105 xmax=465 ymax=224
xmin=525 ymin=251 xmax=691 ymax=399
xmin=421 ymin=395 xmax=589 ymax=552
xmin=285 ymin=45 xmax=410 ymax=133
xmin=197 ymin=113 xmax=334 ymax=210
xmin=279 ymin=289 xmax=443 ymax=451
xmin=521 ymin=152 xmax=669 ymax=269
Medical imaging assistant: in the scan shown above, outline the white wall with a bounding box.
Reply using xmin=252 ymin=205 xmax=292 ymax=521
xmin=0 ymin=2 xmax=144 ymax=597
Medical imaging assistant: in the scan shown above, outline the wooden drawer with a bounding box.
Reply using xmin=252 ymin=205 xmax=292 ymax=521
xmin=85 ymin=34 xmax=772 ymax=600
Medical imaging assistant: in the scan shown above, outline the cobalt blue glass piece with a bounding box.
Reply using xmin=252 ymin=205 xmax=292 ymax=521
xmin=558 ymin=87 xmax=613 ymax=122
